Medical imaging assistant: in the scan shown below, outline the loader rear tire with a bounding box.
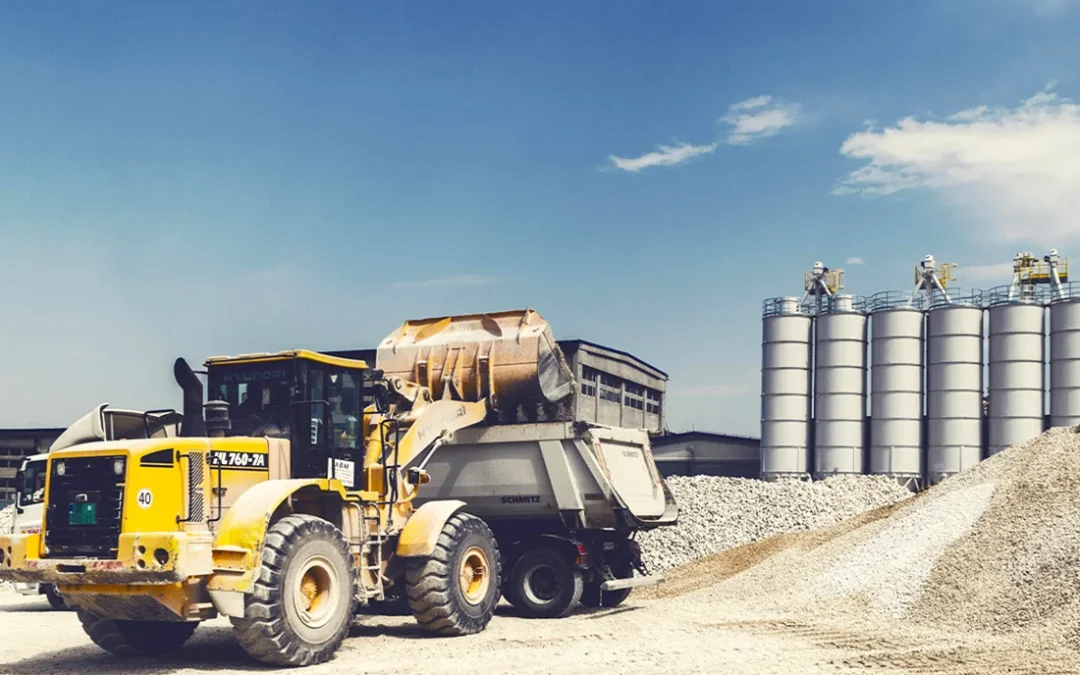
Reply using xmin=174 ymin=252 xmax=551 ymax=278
xmin=77 ymin=610 xmax=198 ymax=656
xmin=44 ymin=584 xmax=69 ymax=611
xmin=231 ymin=514 xmax=356 ymax=667
xmin=405 ymin=512 xmax=501 ymax=636
xmin=508 ymin=547 xmax=582 ymax=618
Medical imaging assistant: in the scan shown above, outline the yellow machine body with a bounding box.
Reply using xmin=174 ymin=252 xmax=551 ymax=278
xmin=0 ymin=309 xmax=574 ymax=628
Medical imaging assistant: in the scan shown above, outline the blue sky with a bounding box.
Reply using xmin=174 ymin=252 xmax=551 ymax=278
xmin=2 ymin=1 xmax=1080 ymax=434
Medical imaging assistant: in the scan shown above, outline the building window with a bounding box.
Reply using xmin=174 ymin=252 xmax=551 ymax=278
xmin=599 ymin=373 xmax=621 ymax=403
xmin=580 ymin=366 xmax=598 ymax=397
xmin=646 ymin=388 xmax=661 ymax=415
xmin=624 ymin=382 xmax=644 ymax=410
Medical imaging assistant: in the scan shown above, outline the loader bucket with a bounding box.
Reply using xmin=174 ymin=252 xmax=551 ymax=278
xmin=376 ymin=309 xmax=575 ymax=407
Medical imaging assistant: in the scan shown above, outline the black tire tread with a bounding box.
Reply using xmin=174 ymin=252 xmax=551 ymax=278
xmin=405 ymin=513 xmax=501 ymax=636
xmin=580 ymin=583 xmax=632 ymax=608
xmin=511 ymin=547 xmax=582 ymax=618
xmin=77 ymin=610 xmax=198 ymax=656
xmin=581 ymin=551 xmax=634 ymax=608
xmin=44 ymin=584 xmax=69 ymax=611
xmin=230 ymin=514 xmax=357 ymax=667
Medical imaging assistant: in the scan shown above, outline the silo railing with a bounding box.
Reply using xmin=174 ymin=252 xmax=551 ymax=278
xmin=762 ymin=297 xmax=807 ymax=318
xmin=927 ymin=287 xmax=984 ymax=310
xmin=986 ymin=284 xmax=1048 ymax=307
xmin=868 ymin=290 xmax=927 ymax=313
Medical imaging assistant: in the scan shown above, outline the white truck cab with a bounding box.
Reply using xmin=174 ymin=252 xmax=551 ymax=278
xmin=11 ymin=454 xmax=67 ymax=608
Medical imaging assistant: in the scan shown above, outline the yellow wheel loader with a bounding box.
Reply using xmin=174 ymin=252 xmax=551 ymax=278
xmin=0 ymin=309 xmax=574 ymax=667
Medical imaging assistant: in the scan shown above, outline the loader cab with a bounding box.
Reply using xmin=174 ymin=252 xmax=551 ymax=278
xmin=204 ymin=350 xmax=368 ymax=488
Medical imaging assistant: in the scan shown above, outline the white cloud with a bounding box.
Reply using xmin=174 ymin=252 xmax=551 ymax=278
xmin=608 ymin=141 xmax=718 ymax=173
xmin=846 ymin=257 xmax=865 ymax=265
xmin=730 ymin=95 xmax=772 ymax=111
xmin=393 ymin=274 xmax=493 ymax=289
xmin=722 ymin=95 xmax=802 ymax=145
xmin=1026 ymin=0 xmax=1078 ymax=16
xmin=835 ymin=92 xmax=1080 ymax=244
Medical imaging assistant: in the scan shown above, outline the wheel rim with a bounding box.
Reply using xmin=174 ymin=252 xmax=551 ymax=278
xmin=522 ymin=564 xmax=560 ymax=605
xmin=291 ymin=554 xmax=337 ymax=629
xmin=458 ymin=546 xmax=490 ymax=605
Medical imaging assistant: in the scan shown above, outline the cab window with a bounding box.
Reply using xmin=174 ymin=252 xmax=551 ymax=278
xmin=17 ymin=460 xmax=47 ymax=507
xmin=207 ymin=361 xmax=294 ymax=437
xmin=328 ymin=370 xmax=360 ymax=450
xmin=305 ymin=366 xmax=361 ymax=451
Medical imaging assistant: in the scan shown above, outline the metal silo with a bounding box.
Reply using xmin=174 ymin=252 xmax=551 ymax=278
xmin=1051 ymin=284 xmax=1080 ymax=427
xmin=926 ymin=290 xmax=984 ymax=485
xmin=761 ymin=297 xmax=812 ymax=478
xmin=868 ymin=292 xmax=924 ymax=488
xmin=813 ymin=295 xmax=868 ymax=477
xmin=987 ymin=286 xmax=1046 ymax=454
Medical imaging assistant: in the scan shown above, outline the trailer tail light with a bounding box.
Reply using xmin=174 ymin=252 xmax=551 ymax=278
xmin=575 ymin=543 xmax=591 ymax=567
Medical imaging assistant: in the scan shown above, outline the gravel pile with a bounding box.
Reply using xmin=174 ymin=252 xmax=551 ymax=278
xmin=815 ymin=481 xmax=996 ymax=619
xmin=0 ymin=504 xmax=13 ymax=591
xmin=0 ymin=504 xmax=13 ymax=534
xmin=638 ymin=475 xmax=913 ymax=573
xmin=909 ymin=427 xmax=1080 ymax=643
xmin=707 ymin=426 xmax=1080 ymax=647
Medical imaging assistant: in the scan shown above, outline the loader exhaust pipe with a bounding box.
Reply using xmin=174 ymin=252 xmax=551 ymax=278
xmin=173 ymin=358 xmax=207 ymax=438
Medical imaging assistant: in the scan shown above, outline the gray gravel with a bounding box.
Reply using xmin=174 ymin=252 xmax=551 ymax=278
xmin=704 ymin=426 xmax=1080 ymax=654
xmin=815 ymin=481 xmax=996 ymax=619
xmin=638 ymin=475 xmax=913 ymax=573
xmin=909 ymin=426 xmax=1080 ymax=643
xmin=0 ymin=504 xmax=13 ymax=534
xmin=0 ymin=504 xmax=13 ymax=591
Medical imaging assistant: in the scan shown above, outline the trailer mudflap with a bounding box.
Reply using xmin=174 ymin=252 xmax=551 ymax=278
xmin=600 ymin=575 xmax=665 ymax=592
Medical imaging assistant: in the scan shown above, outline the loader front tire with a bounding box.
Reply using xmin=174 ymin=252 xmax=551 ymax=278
xmin=231 ymin=514 xmax=356 ymax=667
xmin=405 ymin=512 xmax=500 ymax=636
xmin=78 ymin=610 xmax=198 ymax=656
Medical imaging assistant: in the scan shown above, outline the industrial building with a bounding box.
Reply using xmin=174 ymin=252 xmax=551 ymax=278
xmin=761 ymin=251 xmax=1076 ymax=490
xmin=651 ymin=431 xmax=760 ymax=478
xmin=0 ymin=428 xmax=63 ymax=506
xmin=326 ymin=338 xmax=669 ymax=434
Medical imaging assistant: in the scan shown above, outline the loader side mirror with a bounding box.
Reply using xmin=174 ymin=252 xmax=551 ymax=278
xmin=372 ymin=381 xmax=391 ymax=415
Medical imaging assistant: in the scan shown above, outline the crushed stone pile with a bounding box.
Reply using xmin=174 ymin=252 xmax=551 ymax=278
xmin=0 ymin=504 xmax=13 ymax=534
xmin=638 ymin=475 xmax=913 ymax=573
xmin=0 ymin=504 xmax=13 ymax=591
xmin=709 ymin=426 xmax=1080 ymax=647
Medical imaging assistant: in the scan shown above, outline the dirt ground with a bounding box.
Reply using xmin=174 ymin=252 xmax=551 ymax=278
xmin=2 ymin=588 xmax=1076 ymax=675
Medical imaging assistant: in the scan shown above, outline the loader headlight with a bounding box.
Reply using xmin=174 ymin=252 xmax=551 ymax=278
xmin=113 ymin=459 xmax=125 ymax=476
xmin=55 ymin=461 xmax=66 ymax=477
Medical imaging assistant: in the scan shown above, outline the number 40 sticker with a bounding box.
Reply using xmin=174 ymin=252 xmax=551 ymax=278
xmin=137 ymin=488 xmax=153 ymax=509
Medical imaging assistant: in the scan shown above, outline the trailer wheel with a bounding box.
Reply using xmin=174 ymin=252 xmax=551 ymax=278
xmin=509 ymin=547 xmax=582 ymax=618
xmin=581 ymin=554 xmax=633 ymax=608
xmin=231 ymin=514 xmax=356 ymax=667
xmin=44 ymin=584 xmax=69 ymax=611
xmin=406 ymin=512 xmax=501 ymax=635
xmin=501 ymin=572 xmax=522 ymax=608
xmin=78 ymin=610 xmax=198 ymax=656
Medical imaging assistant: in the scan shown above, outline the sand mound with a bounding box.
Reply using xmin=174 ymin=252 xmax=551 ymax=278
xmin=684 ymin=427 xmax=1080 ymax=647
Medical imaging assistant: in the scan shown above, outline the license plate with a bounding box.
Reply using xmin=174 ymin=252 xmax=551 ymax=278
xmin=68 ymin=502 xmax=97 ymax=525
